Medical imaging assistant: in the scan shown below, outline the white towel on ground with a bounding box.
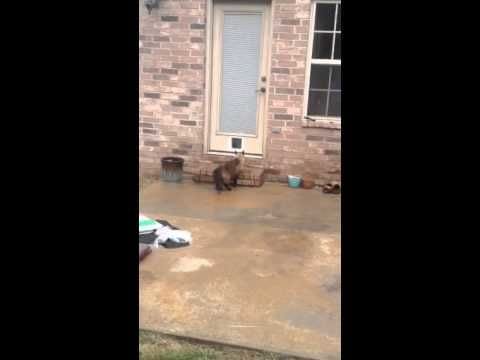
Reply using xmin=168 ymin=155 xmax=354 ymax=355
xmin=153 ymin=227 xmax=192 ymax=248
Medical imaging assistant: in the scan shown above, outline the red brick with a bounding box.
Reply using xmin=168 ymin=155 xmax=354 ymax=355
xmin=179 ymin=95 xmax=197 ymax=101
xmin=291 ymin=68 xmax=306 ymax=75
xmin=142 ymin=128 xmax=157 ymax=135
xmin=295 ymin=26 xmax=309 ymax=34
xmin=143 ymin=67 xmax=159 ymax=73
xmin=274 ymin=26 xmax=294 ymax=33
xmin=162 ymin=131 xmax=178 ymax=136
xmin=279 ymin=33 xmax=299 ymax=40
xmin=272 ymin=68 xmax=290 ymax=74
xmin=152 ymin=49 xmax=171 ymax=56
xmin=143 ymin=42 xmax=160 ymax=48
xmin=161 ymin=68 xmax=178 ymax=75
xmin=172 ymin=149 xmax=188 ymax=155
xmin=273 ymin=54 xmax=293 ymax=61
xmin=170 ymin=23 xmax=190 ymax=30
xmin=276 ymin=88 xmax=295 ymax=95
xmin=325 ymin=149 xmax=341 ymax=155
xmin=161 ymin=16 xmax=178 ymax=22
xmin=274 ymin=114 xmax=293 ymax=120
xmin=294 ymin=40 xmax=308 ymax=47
xmin=269 ymin=120 xmax=285 ymax=127
xmin=172 ymin=63 xmax=189 ymax=69
xmin=172 ymin=50 xmax=190 ymax=56
xmin=144 ymin=92 xmax=160 ymax=99
xmin=144 ymin=140 xmax=160 ymax=147
xmin=172 ymin=114 xmax=189 ymax=120
xmin=281 ymin=19 xmax=300 ymax=25
xmin=278 ymin=61 xmax=297 ymax=67
xmin=326 ymin=136 xmax=341 ymax=143
xmin=180 ymin=2 xmax=200 ymax=10
xmin=269 ymin=107 xmax=287 ymax=113
xmin=153 ymin=74 xmax=170 ymax=81
xmin=154 ymin=36 xmax=170 ymax=42
xmin=171 ymin=101 xmax=189 ymax=107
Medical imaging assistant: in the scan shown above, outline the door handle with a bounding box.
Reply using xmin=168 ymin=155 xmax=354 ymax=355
xmin=256 ymin=87 xmax=266 ymax=93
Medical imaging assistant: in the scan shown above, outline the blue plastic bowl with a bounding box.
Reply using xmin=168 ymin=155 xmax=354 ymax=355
xmin=288 ymin=175 xmax=302 ymax=188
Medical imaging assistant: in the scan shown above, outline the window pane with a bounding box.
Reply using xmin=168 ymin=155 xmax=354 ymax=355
xmin=312 ymin=33 xmax=333 ymax=59
xmin=334 ymin=33 xmax=341 ymax=59
xmin=308 ymin=91 xmax=328 ymax=116
xmin=330 ymin=66 xmax=341 ymax=90
xmin=219 ymin=13 xmax=262 ymax=135
xmin=336 ymin=4 xmax=341 ymax=31
xmin=310 ymin=65 xmax=330 ymax=90
xmin=315 ymin=4 xmax=336 ymax=31
xmin=328 ymin=91 xmax=341 ymax=117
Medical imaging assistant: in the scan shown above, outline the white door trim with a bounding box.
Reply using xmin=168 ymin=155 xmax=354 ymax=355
xmin=203 ymin=0 xmax=272 ymax=158
xmin=203 ymin=0 xmax=214 ymax=155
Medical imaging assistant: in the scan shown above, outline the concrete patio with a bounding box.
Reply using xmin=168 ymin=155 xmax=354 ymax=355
xmin=139 ymin=179 xmax=340 ymax=360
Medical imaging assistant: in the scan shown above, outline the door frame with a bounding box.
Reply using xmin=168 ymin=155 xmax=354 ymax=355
xmin=203 ymin=0 xmax=273 ymax=158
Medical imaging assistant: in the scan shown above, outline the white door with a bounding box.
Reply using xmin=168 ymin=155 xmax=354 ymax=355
xmin=208 ymin=0 xmax=271 ymax=156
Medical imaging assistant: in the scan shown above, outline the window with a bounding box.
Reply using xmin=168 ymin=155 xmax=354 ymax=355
xmin=305 ymin=1 xmax=341 ymax=120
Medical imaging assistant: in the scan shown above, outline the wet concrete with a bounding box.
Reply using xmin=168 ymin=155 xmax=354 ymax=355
xmin=140 ymin=181 xmax=340 ymax=360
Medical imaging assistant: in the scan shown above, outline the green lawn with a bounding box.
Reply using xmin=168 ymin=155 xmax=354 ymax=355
xmin=139 ymin=330 xmax=299 ymax=360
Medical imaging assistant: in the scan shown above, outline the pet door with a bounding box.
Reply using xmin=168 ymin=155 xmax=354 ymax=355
xmin=231 ymin=137 xmax=242 ymax=150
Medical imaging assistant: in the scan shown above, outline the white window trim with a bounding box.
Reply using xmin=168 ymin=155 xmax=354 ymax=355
xmin=303 ymin=0 xmax=341 ymax=127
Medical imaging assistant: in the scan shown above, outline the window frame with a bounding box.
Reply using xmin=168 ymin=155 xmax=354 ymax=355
xmin=303 ymin=0 xmax=341 ymax=125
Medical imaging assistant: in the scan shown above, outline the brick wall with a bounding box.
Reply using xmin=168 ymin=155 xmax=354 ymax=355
xmin=139 ymin=0 xmax=340 ymax=184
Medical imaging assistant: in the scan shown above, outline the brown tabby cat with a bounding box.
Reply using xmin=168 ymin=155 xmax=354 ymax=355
xmin=213 ymin=151 xmax=245 ymax=192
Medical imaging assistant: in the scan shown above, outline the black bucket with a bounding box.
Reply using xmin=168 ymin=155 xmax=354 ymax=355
xmin=161 ymin=157 xmax=184 ymax=182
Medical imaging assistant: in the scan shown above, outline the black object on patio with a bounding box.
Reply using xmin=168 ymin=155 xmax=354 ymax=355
xmin=139 ymin=244 xmax=152 ymax=262
xmin=161 ymin=157 xmax=184 ymax=182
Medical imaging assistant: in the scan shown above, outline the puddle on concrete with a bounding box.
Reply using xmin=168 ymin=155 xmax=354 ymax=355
xmin=170 ymin=257 xmax=214 ymax=273
xmin=140 ymin=182 xmax=340 ymax=233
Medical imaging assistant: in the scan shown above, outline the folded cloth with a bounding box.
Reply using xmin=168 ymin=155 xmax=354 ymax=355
xmin=155 ymin=228 xmax=191 ymax=243
xmin=139 ymin=219 xmax=192 ymax=249
xmin=155 ymin=228 xmax=192 ymax=248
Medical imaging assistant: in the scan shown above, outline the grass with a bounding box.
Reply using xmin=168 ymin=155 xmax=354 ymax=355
xmin=139 ymin=330 xmax=299 ymax=360
xmin=140 ymin=330 xmax=217 ymax=360
xmin=141 ymin=349 xmax=217 ymax=360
